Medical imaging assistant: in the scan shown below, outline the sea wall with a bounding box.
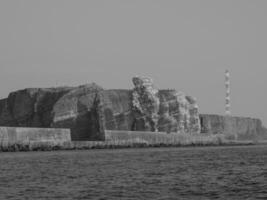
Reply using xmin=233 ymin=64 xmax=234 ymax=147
xmin=104 ymin=130 xmax=227 ymax=146
xmin=0 ymin=127 xmax=71 ymax=150
xmin=200 ymin=114 xmax=265 ymax=140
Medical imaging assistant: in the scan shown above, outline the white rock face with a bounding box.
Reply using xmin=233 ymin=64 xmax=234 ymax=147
xmin=186 ymin=96 xmax=201 ymax=133
xmin=131 ymin=76 xmax=201 ymax=134
xmin=132 ymin=76 xmax=160 ymax=131
xmin=175 ymin=92 xmax=189 ymax=132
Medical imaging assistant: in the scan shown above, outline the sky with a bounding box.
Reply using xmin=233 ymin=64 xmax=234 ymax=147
xmin=0 ymin=0 xmax=266 ymax=126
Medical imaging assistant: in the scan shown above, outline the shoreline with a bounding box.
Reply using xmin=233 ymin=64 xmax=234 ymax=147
xmin=0 ymin=140 xmax=259 ymax=152
xmin=1 ymin=129 xmax=266 ymax=152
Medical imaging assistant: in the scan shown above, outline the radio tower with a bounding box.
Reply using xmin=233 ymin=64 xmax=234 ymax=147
xmin=225 ymin=70 xmax=231 ymax=116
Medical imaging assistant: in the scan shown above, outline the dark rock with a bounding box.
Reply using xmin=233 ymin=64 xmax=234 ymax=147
xmin=52 ymin=83 xmax=104 ymax=141
xmin=0 ymin=87 xmax=72 ymax=127
xmin=98 ymin=89 xmax=134 ymax=132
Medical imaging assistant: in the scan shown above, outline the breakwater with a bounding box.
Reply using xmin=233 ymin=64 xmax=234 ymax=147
xmin=0 ymin=127 xmax=71 ymax=151
xmin=0 ymin=129 xmax=255 ymax=152
xmin=0 ymin=114 xmax=266 ymax=152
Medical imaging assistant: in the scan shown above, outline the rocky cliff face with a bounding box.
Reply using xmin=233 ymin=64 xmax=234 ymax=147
xmin=131 ymin=77 xmax=201 ymax=134
xmin=1 ymin=82 xmax=265 ymax=141
xmin=158 ymin=90 xmax=201 ymax=133
xmin=262 ymin=126 xmax=267 ymax=139
xmin=0 ymin=87 xmax=72 ymax=127
xmin=132 ymin=77 xmax=160 ymax=132
xmin=98 ymin=89 xmax=134 ymax=132
xmin=51 ymin=83 xmax=104 ymax=140
xmin=0 ymin=77 xmax=201 ymax=140
xmin=200 ymin=114 xmax=266 ymax=140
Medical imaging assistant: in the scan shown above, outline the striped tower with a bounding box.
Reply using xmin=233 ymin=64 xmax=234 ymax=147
xmin=225 ymin=70 xmax=231 ymax=116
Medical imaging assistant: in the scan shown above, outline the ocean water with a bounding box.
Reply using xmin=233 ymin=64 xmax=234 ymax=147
xmin=0 ymin=146 xmax=266 ymax=200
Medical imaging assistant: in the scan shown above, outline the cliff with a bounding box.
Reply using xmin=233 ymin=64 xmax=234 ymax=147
xmin=131 ymin=77 xmax=200 ymax=133
xmin=0 ymin=87 xmax=72 ymax=127
xmin=0 ymin=77 xmax=201 ymax=140
xmin=1 ymin=77 xmax=265 ymax=142
xmin=200 ymin=114 xmax=266 ymax=140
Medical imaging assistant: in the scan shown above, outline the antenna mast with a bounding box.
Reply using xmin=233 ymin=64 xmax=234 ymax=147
xmin=225 ymin=70 xmax=231 ymax=116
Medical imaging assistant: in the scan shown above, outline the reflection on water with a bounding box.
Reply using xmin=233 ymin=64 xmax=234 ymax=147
xmin=0 ymin=146 xmax=267 ymax=199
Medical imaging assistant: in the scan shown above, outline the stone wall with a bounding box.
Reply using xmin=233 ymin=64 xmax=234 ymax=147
xmin=0 ymin=127 xmax=71 ymax=148
xmin=200 ymin=114 xmax=265 ymax=140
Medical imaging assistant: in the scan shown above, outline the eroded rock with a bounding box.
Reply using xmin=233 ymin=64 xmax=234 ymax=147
xmin=52 ymin=83 xmax=104 ymax=140
xmin=131 ymin=77 xmax=201 ymax=134
xmin=158 ymin=90 xmax=200 ymax=134
xmin=132 ymin=76 xmax=160 ymax=131
xmin=0 ymin=77 xmax=202 ymax=140
xmin=0 ymin=87 xmax=72 ymax=127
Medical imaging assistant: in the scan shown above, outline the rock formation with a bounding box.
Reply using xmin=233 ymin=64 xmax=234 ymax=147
xmin=132 ymin=76 xmax=160 ymax=132
xmin=186 ymin=95 xmax=201 ymax=133
xmin=0 ymin=77 xmax=204 ymax=140
xmin=200 ymin=114 xmax=266 ymax=140
xmin=0 ymin=87 xmax=72 ymax=127
xmin=51 ymin=83 xmax=105 ymax=140
xmin=131 ymin=76 xmax=201 ymax=134
xmin=157 ymin=90 xmax=201 ymax=134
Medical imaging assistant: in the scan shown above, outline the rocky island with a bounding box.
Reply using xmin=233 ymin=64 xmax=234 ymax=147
xmin=0 ymin=76 xmax=266 ymax=151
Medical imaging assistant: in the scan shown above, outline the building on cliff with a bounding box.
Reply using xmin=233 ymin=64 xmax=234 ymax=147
xmin=0 ymin=76 xmax=266 ymax=141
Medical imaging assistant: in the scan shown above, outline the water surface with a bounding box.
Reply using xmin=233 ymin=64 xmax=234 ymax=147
xmin=0 ymin=146 xmax=266 ymax=199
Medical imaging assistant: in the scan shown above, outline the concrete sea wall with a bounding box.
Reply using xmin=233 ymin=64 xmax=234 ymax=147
xmin=0 ymin=127 xmax=71 ymax=151
xmin=104 ymin=130 xmax=228 ymax=146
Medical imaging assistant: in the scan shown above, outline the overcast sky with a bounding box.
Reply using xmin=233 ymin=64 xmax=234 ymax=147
xmin=0 ymin=0 xmax=266 ymax=126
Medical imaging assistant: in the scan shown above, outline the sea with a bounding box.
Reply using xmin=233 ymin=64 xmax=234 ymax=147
xmin=0 ymin=145 xmax=266 ymax=200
